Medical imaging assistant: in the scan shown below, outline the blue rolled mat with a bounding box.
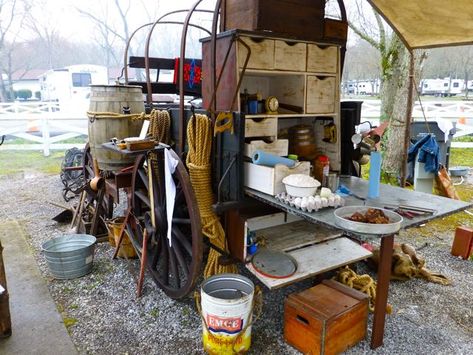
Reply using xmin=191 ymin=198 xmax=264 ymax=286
xmin=252 ymin=150 xmax=295 ymax=168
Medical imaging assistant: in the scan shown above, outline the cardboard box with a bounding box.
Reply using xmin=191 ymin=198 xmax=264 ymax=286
xmin=284 ymin=280 xmax=368 ymax=355
xmin=243 ymin=161 xmax=310 ymax=195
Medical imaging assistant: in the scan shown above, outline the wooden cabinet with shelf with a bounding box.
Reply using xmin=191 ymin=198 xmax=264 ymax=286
xmin=201 ymin=29 xmax=342 ymax=174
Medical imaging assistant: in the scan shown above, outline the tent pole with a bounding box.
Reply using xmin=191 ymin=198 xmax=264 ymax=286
xmin=400 ymin=50 xmax=415 ymax=187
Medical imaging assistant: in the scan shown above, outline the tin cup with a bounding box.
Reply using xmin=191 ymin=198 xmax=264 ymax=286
xmin=327 ymin=173 xmax=339 ymax=192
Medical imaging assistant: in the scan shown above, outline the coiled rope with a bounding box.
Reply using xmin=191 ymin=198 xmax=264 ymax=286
xmin=186 ymin=113 xmax=237 ymax=277
xmin=336 ymin=266 xmax=392 ymax=314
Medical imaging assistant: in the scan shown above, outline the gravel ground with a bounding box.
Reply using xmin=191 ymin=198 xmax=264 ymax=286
xmin=0 ymin=172 xmax=472 ymax=354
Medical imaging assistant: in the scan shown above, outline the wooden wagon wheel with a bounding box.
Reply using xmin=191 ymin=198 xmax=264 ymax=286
xmin=81 ymin=143 xmax=113 ymax=236
xmin=126 ymin=149 xmax=202 ymax=299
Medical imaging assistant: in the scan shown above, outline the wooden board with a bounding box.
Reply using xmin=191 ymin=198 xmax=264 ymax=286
xmin=255 ymin=220 xmax=342 ymax=252
xmin=246 ymin=237 xmax=372 ymax=289
xmin=274 ymin=40 xmax=307 ymax=72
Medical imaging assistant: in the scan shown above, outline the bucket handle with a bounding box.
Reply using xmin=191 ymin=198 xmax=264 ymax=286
xmin=194 ymin=286 xmax=263 ymax=354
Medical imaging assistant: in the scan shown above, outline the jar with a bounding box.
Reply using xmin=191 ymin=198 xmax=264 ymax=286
xmin=288 ymin=124 xmax=317 ymax=160
xmin=313 ymin=155 xmax=330 ymax=186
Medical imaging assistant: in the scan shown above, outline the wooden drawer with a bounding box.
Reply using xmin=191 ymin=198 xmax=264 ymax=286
xmin=307 ymin=44 xmax=338 ymax=73
xmin=274 ymin=41 xmax=307 ymax=72
xmin=306 ymin=76 xmax=336 ymax=114
xmin=244 ymin=161 xmax=310 ymax=195
xmin=244 ymin=116 xmax=278 ymax=138
xmin=244 ymin=139 xmax=289 ymax=158
xmin=238 ymin=37 xmax=274 ymax=70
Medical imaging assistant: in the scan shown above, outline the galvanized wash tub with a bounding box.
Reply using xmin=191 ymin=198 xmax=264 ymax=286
xmin=42 ymin=234 xmax=96 ymax=279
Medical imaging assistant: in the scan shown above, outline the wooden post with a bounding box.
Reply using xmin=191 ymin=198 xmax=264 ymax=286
xmin=400 ymin=50 xmax=415 ymax=187
xmin=0 ymin=240 xmax=12 ymax=338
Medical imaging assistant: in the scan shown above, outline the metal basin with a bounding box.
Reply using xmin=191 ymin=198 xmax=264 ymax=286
xmin=334 ymin=206 xmax=403 ymax=235
xmin=42 ymin=234 xmax=96 ymax=279
xmin=449 ymin=166 xmax=470 ymax=177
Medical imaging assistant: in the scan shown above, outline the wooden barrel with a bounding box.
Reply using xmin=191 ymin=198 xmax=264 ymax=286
xmin=88 ymin=85 xmax=145 ymax=172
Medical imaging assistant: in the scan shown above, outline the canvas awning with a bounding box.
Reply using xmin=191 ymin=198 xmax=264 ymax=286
xmin=368 ymin=0 xmax=473 ymax=49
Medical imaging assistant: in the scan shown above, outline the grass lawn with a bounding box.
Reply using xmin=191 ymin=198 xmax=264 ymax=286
xmin=0 ymin=150 xmax=65 ymax=176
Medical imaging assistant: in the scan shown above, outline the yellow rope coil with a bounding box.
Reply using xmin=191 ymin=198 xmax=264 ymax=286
xmin=336 ymin=266 xmax=392 ymax=314
xmin=87 ymin=111 xmax=147 ymax=121
xmin=186 ymin=113 xmax=237 ymax=277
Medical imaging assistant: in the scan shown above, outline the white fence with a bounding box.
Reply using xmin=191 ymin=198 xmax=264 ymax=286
xmin=1 ymin=100 xmax=473 ymax=156
xmin=0 ymin=102 xmax=87 ymax=156
xmin=355 ymin=99 xmax=473 ymax=148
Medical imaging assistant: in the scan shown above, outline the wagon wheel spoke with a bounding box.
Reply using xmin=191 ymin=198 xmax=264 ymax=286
xmin=128 ymin=150 xmax=202 ymax=299
xmin=80 ymin=143 xmax=110 ymax=235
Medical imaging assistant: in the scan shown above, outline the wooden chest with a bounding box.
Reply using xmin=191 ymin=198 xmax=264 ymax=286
xmin=284 ymin=279 xmax=368 ymax=354
xmin=220 ymin=0 xmax=325 ymax=41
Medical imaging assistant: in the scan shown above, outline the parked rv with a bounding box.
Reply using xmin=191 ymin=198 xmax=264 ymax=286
xmin=419 ymin=78 xmax=464 ymax=97
xmin=39 ymin=64 xmax=108 ymax=106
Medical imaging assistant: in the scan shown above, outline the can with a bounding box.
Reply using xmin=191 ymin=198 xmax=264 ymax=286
xmin=200 ymin=274 xmax=255 ymax=354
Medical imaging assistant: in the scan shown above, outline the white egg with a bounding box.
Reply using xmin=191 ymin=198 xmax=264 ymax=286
xmin=321 ymin=197 xmax=328 ymax=207
xmin=294 ymin=197 xmax=302 ymax=208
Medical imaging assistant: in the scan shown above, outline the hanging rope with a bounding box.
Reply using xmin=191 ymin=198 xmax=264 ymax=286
xmin=336 ymin=266 xmax=392 ymax=314
xmin=186 ymin=113 xmax=237 ymax=277
xmin=148 ymin=109 xmax=171 ymax=145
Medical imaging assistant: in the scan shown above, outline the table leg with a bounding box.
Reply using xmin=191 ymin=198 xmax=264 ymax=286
xmin=371 ymin=234 xmax=394 ymax=349
xmin=137 ymin=229 xmax=148 ymax=298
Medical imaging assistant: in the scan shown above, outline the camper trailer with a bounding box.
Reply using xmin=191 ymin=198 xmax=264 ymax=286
xmin=420 ymin=78 xmax=464 ymax=96
xmin=39 ymin=64 xmax=108 ymax=105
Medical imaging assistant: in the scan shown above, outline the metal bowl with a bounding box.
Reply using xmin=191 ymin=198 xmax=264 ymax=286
xmin=334 ymin=206 xmax=403 ymax=235
xmin=449 ymin=166 xmax=470 ymax=177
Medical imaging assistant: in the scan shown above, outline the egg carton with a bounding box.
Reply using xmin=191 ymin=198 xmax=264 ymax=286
xmin=275 ymin=192 xmax=345 ymax=213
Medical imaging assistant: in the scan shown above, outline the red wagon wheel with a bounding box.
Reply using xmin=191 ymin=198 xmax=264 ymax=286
xmin=126 ymin=149 xmax=202 ymax=299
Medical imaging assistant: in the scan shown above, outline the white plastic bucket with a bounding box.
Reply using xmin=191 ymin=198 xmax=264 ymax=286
xmin=200 ymin=273 xmax=255 ymax=354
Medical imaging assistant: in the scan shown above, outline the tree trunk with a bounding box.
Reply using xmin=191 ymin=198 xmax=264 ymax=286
xmin=0 ymin=241 xmax=12 ymax=338
xmin=381 ymin=45 xmax=426 ymax=177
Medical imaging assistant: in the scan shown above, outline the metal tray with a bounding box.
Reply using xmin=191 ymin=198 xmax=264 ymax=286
xmin=334 ymin=206 xmax=402 ymax=235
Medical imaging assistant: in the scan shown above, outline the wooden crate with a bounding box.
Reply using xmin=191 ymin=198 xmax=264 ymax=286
xmin=221 ymin=0 xmax=325 ymax=41
xmin=244 ymin=161 xmax=310 ymax=195
xmin=284 ymin=279 xmax=368 ymax=354
xmin=451 ymin=226 xmax=473 ymax=259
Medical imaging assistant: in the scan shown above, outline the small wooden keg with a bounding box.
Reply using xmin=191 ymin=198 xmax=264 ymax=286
xmin=88 ymin=85 xmax=144 ymax=172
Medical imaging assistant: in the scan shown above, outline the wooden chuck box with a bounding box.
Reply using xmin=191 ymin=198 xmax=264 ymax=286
xmin=284 ymin=279 xmax=368 ymax=354
xmin=220 ymin=0 xmax=325 ymax=41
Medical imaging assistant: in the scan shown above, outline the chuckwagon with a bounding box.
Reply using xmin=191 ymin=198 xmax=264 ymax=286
xmin=73 ymin=0 xmax=472 ymax=351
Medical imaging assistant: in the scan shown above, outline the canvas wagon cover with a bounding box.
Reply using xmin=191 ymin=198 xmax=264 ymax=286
xmin=368 ymin=0 xmax=473 ymax=49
